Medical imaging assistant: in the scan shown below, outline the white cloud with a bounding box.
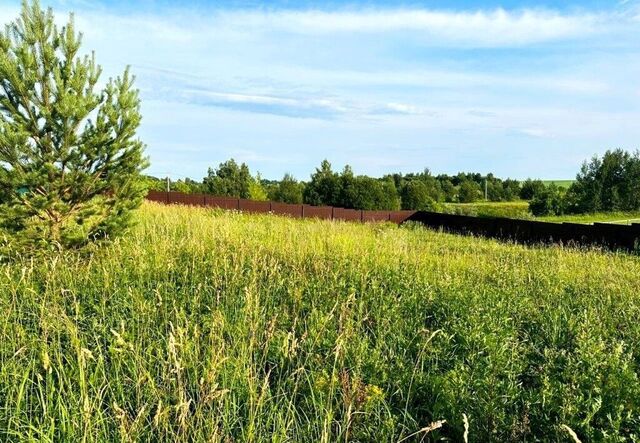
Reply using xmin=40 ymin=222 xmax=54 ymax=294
xmin=166 ymin=88 xmax=435 ymax=119
xmin=384 ymin=103 xmax=422 ymax=114
xmin=34 ymin=6 xmax=621 ymax=51
xmin=240 ymin=66 xmax=613 ymax=96
xmin=218 ymin=8 xmax=605 ymax=46
xmin=188 ymin=90 xmax=300 ymax=107
xmin=516 ymin=127 xmax=554 ymax=139
xmin=174 ymin=89 xmax=352 ymax=118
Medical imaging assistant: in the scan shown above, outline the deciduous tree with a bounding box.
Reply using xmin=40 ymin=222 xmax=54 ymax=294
xmin=203 ymin=159 xmax=252 ymax=198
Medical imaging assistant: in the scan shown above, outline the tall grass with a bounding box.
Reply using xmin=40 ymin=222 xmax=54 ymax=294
xmin=1 ymin=202 xmax=639 ymax=441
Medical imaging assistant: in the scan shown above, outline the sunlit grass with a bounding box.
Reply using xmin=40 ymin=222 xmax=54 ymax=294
xmin=443 ymin=200 xmax=530 ymax=218
xmin=1 ymin=202 xmax=639 ymax=441
xmin=444 ymin=200 xmax=640 ymax=225
xmin=541 ymin=179 xmax=574 ymax=189
xmin=538 ymin=211 xmax=640 ymax=224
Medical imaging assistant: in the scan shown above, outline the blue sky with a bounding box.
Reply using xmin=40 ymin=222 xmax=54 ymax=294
xmin=2 ymin=0 xmax=639 ymax=181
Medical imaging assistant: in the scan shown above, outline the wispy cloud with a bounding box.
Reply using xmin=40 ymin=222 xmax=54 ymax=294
xmin=33 ymin=5 xmax=629 ymax=50
xmin=221 ymin=8 xmax=605 ymax=46
xmin=153 ymin=85 xmax=436 ymax=119
xmin=513 ymin=127 xmax=555 ymax=139
xmin=177 ymin=89 xmax=349 ymax=119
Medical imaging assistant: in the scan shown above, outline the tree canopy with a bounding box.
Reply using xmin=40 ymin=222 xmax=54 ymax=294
xmin=567 ymin=149 xmax=640 ymax=213
xmin=203 ymin=159 xmax=252 ymax=199
xmin=272 ymin=173 xmax=303 ymax=204
xmin=154 ymin=159 xmax=534 ymax=211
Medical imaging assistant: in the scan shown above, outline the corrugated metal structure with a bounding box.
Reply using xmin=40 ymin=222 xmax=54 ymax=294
xmin=148 ymin=191 xmax=419 ymax=224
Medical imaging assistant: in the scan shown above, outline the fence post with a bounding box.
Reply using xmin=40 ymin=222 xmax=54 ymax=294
xmin=301 ymin=204 xmax=304 ymax=218
xmin=360 ymin=210 xmax=364 ymax=223
xmin=331 ymin=207 xmax=334 ymax=220
xmin=236 ymin=199 xmax=240 ymax=210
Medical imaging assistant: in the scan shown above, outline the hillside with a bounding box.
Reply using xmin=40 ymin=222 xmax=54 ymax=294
xmin=542 ymin=180 xmax=574 ymax=189
xmin=1 ymin=203 xmax=639 ymax=441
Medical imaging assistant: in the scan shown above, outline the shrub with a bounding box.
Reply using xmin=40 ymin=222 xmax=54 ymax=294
xmin=401 ymin=180 xmax=441 ymax=211
xmin=273 ymin=173 xmax=304 ymax=204
xmin=520 ymin=179 xmax=546 ymax=200
xmin=458 ymin=181 xmax=481 ymax=203
xmin=203 ymin=159 xmax=253 ymax=198
xmin=529 ymin=184 xmax=566 ymax=216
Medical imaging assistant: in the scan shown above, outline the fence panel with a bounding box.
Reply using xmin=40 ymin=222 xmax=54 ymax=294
xmin=389 ymin=211 xmax=415 ymax=224
xmin=522 ymin=220 xmax=560 ymax=243
xmin=191 ymin=193 xmax=207 ymax=205
xmin=362 ymin=210 xmax=391 ymax=222
xmin=633 ymin=224 xmax=640 ymax=249
xmin=334 ymin=208 xmax=362 ymax=222
xmin=560 ymin=223 xmax=594 ymax=245
xmin=271 ymin=202 xmax=303 ymax=218
xmin=239 ymin=199 xmax=271 ymax=214
xmin=168 ymin=192 xmax=205 ymax=206
xmin=593 ymin=223 xmax=636 ymax=249
xmin=146 ymin=191 xmax=168 ymax=203
xmin=205 ymin=196 xmax=239 ymax=210
xmin=303 ymin=205 xmax=333 ymax=220
xmin=495 ymin=217 xmax=519 ymax=239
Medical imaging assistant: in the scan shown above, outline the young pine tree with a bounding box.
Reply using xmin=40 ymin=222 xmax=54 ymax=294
xmin=0 ymin=1 xmax=147 ymax=251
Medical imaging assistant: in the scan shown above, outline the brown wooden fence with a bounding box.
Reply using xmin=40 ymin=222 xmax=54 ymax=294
xmin=145 ymin=190 xmax=640 ymax=251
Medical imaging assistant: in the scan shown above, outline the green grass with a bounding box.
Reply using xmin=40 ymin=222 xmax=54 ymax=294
xmin=444 ymin=201 xmax=640 ymax=225
xmin=538 ymin=211 xmax=640 ymax=224
xmin=1 ymin=202 xmax=640 ymax=441
xmin=541 ymin=180 xmax=574 ymax=189
xmin=443 ymin=200 xmax=531 ymax=219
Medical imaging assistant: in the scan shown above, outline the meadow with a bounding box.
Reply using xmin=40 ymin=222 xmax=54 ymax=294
xmin=538 ymin=211 xmax=640 ymax=224
xmin=443 ymin=200 xmax=531 ymax=219
xmin=1 ymin=202 xmax=639 ymax=442
xmin=541 ymin=180 xmax=575 ymax=189
xmin=445 ymin=200 xmax=640 ymax=225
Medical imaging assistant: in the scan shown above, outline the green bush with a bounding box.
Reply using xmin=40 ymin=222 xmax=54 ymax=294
xmin=529 ymin=184 xmax=567 ymax=216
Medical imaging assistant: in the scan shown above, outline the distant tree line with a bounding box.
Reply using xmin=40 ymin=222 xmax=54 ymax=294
xmin=145 ymin=159 xmax=532 ymax=211
xmin=144 ymin=149 xmax=640 ymax=216
xmin=529 ymin=149 xmax=640 ymax=216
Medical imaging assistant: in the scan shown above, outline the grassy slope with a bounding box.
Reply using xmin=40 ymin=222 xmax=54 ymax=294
xmin=538 ymin=211 xmax=640 ymax=224
xmin=445 ymin=201 xmax=640 ymax=224
xmin=542 ymin=179 xmax=574 ymax=188
xmin=1 ymin=202 xmax=640 ymax=442
xmin=443 ymin=200 xmax=531 ymax=219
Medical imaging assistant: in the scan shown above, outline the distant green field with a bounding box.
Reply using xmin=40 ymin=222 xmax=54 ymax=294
xmin=538 ymin=211 xmax=640 ymax=224
xmin=443 ymin=201 xmax=640 ymax=225
xmin=443 ymin=200 xmax=531 ymax=219
xmin=542 ymin=179 xmax=574 ymax=188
